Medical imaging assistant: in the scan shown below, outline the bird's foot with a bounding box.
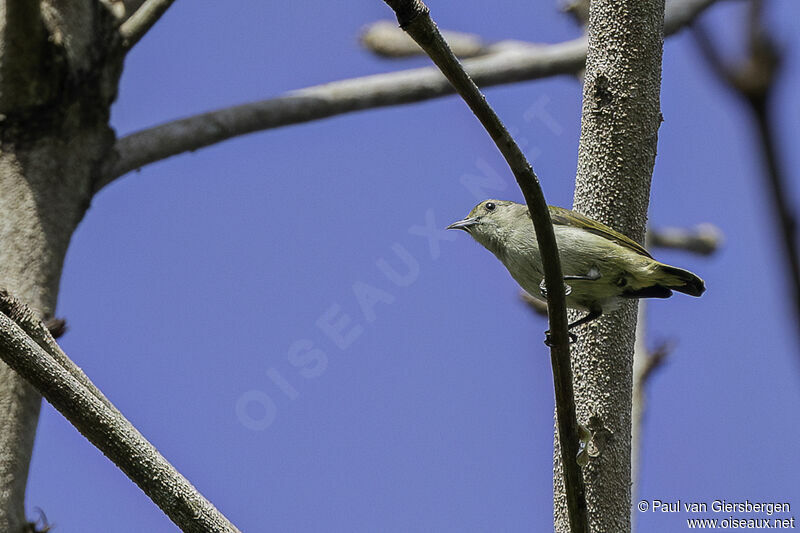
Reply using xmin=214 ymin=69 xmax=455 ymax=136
xmin=539 ymin=279 xmax=572 ymax=299
xmin=544 ymin=330 xmax=578 ymax=346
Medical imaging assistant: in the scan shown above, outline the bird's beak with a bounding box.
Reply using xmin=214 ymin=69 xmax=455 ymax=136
xmin=446 ymin=217 xmax=480 ymax=231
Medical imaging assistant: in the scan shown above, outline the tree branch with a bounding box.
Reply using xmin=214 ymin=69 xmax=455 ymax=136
xmin=692 ymin=4 xmax=800 ymax=351
xmin=0 ymin=295 xmax=113 ymax=414
xmin=379 ymin=1 xmax=587 ymax=531
xmin=103 ymin=0 xmax=724 ymax=190
xmin=0 ymin=291 xmax=240 ymax=533
xmin=663 ymin=0 xmax=729 ymax=34
xmin=102 ymin=37 xmax=587 ymax=188
xmin=361 ymin=0 xmax=720 ymax=60
xmin=554 ymin=0 xmax=667 ymax=529
xmin=647 ymin=224 xmax=723 ymax=255
xmin=361 ymin=20 xmax=489 ymax=58
xmin=118 ymin=0 xmax=177 ymax=50
xmin=689 ymin=22 xmax=736 ymax=85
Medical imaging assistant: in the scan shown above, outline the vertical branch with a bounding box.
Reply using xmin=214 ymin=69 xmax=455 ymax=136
xmin=554 ymin=0 xmax=666 ymax=531
xmin=380 ymin=1 xmax=588 ymax=531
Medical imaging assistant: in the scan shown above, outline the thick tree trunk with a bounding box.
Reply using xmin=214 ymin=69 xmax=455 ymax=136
xmin=0 ymin=127 xmax=116 ymax=531
xmin=553 ymin=0 xmax=665 ymax=531
xmin=0 ymin=1 xmax=123 ymax=529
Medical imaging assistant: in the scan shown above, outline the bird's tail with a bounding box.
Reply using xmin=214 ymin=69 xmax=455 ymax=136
xmin=655 ymin=263 xmax=706 ymax=297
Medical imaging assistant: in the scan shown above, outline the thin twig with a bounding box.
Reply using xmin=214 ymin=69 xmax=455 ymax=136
xmin=0 ymin=293 xmax=240 ymax=533
xmin=561 ymin=0 xmax=591 ymax=26
xmin=379 ymin=1 xmax=587 ymax=530
xmin=689 ymin=22 xmax=736 ymax=85
xmin=663 ymin=0 xmax=730 ymax=34
xmin=520 ymin=290 xmax=549 ymax=316
xmin=638 ymin=342 xmax=671 ymax=384
xmin=119 ymin=0 xmax=178 ymax=50
xmin=44 ymin=317 xmax=67 ymax=339
xmin=631 ymin=302 xmax=673 ymax=527
xmin=361 ymin=20 xmax=489 ymax=58
xmin=364 ymin=0 xmax=719 ymax=57
xmin=104 ymin=0 xmax=724 ymax=189
xmin=102 ymin=37 xmax=587 ymax=188
xmin=647 ymin=224 xmax=723 ymax=256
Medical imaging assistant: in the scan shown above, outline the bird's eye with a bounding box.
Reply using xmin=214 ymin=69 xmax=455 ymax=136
xmin=485 ymin=202 xmax=496 ymax=212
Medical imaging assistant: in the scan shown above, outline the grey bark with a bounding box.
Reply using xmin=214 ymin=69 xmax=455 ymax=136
xmin=0 ymin=1 xmax=123 ymax=530
xmin=119 ymin=0 xmax=178 ymax=49
xmin=553 ymin=0 xmax=666 ymax=531
xmin=0 ymin=0 xmax=717 ymax=529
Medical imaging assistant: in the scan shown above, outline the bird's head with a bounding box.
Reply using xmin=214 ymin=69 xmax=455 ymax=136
xmin=447 ymin=199 xmax=526 ymax=254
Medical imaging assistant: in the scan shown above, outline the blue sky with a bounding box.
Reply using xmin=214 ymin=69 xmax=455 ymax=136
xmin=24 ymin=1 xmax=800 ymax=531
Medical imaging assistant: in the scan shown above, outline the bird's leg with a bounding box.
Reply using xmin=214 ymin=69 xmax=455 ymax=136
xmin=567 ymin=306 xmax=602 ymax=330
xmin=541 ymin=267 xmax=604 ymax=346
xmin=544 ymin=306 xmax=603 ymax=346
xmin=539 ymin=266 xmax=601 ymax=298
xmin=563 ymin=265 xmax=602 ymax=282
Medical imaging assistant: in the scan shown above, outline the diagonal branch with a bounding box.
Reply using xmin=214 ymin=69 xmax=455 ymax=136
xmin=0 ymin=291 xmax=240 ymax=533
xmin=103 ymin=0 xmax=724 ymax=190
xmin=379 ymin=1 xmax=586 ymax=531
xmin=0 ymin=298 xmax=114 ymax=414
xmin=749 ymin=93 xmax=800 ymax=349
xmin=692 ymin=4 xmax=800 ymax=352
xmin=119 ymin=0 xmax=178 ymax=50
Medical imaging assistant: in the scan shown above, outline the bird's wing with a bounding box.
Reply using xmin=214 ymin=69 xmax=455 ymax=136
xmin=547 ymin=206 xmax=652 ymax=258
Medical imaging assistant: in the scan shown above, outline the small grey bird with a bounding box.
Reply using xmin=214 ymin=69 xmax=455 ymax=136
xmin=448 ymin=199 xmax=705 ymax=340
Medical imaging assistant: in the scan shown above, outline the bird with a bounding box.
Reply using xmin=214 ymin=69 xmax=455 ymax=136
xmin=447 ymin=199 xmax=705 ymax=342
